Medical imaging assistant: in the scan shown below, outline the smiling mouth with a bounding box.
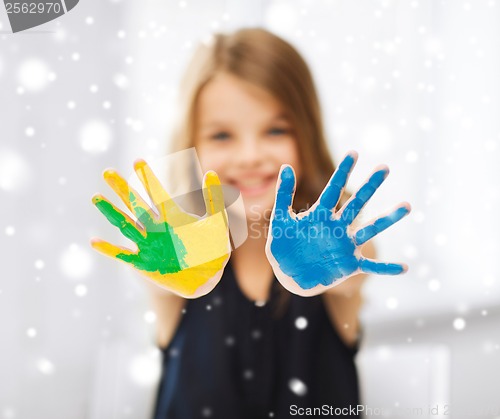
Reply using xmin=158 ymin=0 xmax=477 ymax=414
xmin=230 ymin=175 xmax=276 ymax=197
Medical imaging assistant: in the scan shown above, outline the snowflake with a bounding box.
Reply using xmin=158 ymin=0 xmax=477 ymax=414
xmin=79 ymin=119 xmax=113 ymax=153
xmin=60 ymin=243 xmax=93 ymax=279
xmin=453 ymin=318 xmax=466 ymax=331
xmin=201 ymin=407 xmax=212 ymax=417
xmin=34 ymin=259 xmax=45 ymax=270
xmin=26 ymin=328 xmax=37 ymax=338
xmin=251 ymin=329 xmax=262 ymax=339
xmin=243 ymin=369 xmax=254 ymax=380
xmin=295 ymin=316 xmax=308 ymax=330
xmin=74 ymin=284 xmax=88 ymax=297
xmin=288 ymin=378 xmax=307 ymax=396
xmin=18 ymin=59 xmax=50 ymax=91
xmin=37 ymin=358 xmax=55 ymax=375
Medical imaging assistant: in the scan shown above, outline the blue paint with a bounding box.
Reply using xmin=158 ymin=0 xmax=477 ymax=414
xmin=319 ymin=154 xmax=356 ymax=209
xmin=274 ymin=165 xmax=296 ymax=218
xmin=270 ymin=209 xmax=360 ymax=289
xmin=360 ymin=259 xmax=405 ymax=275
xmin=355 ymin=205 xmax=410 ymax=246
xmin=340 ymin=168 xmax=388 ymax=224
xmin=268 ymin=153 xmax=410 ymax=291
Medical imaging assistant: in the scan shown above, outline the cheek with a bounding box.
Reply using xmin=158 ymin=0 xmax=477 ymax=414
xmin=195 ymin=145 xmax=226 ymax=175
xmin=271 ymin=138 xmax=302 ymax=177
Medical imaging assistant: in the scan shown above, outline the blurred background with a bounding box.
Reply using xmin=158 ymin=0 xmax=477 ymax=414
xmin=1 ymin=0 xmax=499 ymax=418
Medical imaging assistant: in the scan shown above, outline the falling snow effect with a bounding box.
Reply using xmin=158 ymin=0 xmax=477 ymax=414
xmin=60 ymin=244 xmax=93 ymax=279
xmin=17 ymin=59 xmax=51 ymax=92
xmin=5 ymin=226 xmax=16 ymax=236
xmin=288 ymin=378 xmax=307 ymax=396
xmin=74 ymin=284 xmax=88 ymax=297
xmin=26 ymin=328 xmax=37 ymax=338
xmin=34 ymin=259 xmax=45 ymax=270
xmin=113 ymin=73 xmax=130 ymax=89
xmin=129 ymin=354 xmax=161 ymax=386
xmin=144 ymin=310 xmax=157 ymax=323
xmin=0 ymin=1 xmax=499 ymax=417
xmin=37 ymin=359 xmax=55 ymax=375
xmin=453 ymin=318 xmax=466 ymax=331
xmin=201 ymin=407 xmax=212 ymax=417
xmin=25 ymin=126 xmax=35 ymax=137
xmin=0 ymin=150 xmax=32 ymax=191
xmin=79 ymin=120 xmax=113 ymax=153
xmin=386 ymin=297 xmax=399 ymax=310
xmin=243 ymin=369 xmax=254 ymax=380
xmin=251 ymin=329 xmax=262 ymax=339
xmin=295 ymin=316 xmax=308 ymax=330
xmin=428 ymin=279 xmax=441 ymax=292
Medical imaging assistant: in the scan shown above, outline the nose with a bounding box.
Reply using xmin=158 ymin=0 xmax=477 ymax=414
xmin=235 ymin=136 xmax=262 ymax=168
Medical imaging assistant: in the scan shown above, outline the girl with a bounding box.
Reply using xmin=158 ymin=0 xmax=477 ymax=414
xmin=152 ymin=27 xmax=375 ymax=418
xmin=93 ymin=28 xmax=409 ymax=418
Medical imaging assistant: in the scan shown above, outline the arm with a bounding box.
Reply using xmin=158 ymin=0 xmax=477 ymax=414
xmin=143 ymin=281 xmax=186 ymax=349
xmin=91 ymin=160 xmax=232 ymax=347
xmin=266 ymin=152 xmax=410 ymax=346
xmin=322 ymin=241 xmax=375 ymax=348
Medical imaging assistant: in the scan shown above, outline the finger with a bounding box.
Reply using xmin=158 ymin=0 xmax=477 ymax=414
xmin=319 ymin=151 xmax=357 ymax=210
xmin=103 ymin=169 xmax=156 ymax=226
xmin=360 ymin=258 xmax=408 ymax=275
xmin=274 ymin=164 xmax=296 ymax=220
xmin=340 ymin=165 xmax=389 ymax=225
xmin=90 ymin=237 xmax=135 ymax=259
xmin=354 ymin=202 xmax=411 ymax=246
xmin=134 ymin=159 xmax=185 ymax=222
xmin=202 ymin=171 xmax=225 ymax=215
xmin=92 ymin=194 xmax=145 ymax=243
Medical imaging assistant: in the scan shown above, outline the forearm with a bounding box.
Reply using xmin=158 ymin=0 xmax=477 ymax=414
xmin=321 ymin=241 xmax=374 ymax=347
xmin=143 ymin=280 xmax=186 ymax=349
xmin=322 ymin=274 xmax=366 ymax=347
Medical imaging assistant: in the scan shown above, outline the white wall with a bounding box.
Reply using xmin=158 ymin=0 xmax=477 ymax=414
xmin=1 ymin=0 xmax=499 ymax=418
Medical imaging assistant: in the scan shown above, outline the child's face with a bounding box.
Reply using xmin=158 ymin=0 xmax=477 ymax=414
xmin=194 ymin=72 xmax=301 ymax=220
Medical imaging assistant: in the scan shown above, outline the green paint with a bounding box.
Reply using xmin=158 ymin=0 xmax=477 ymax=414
xmin=129 ymin=191 xmax=155 ymax=227
xmin=94 ymin=197 xmax=188 ymax=274
xmin=94 ymin=198 xmax=144 ymax=243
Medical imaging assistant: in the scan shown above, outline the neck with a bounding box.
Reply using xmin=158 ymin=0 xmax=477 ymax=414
xmin=234 ymin=222 xmax=267 ymax=254
xmin=230 ymin=219 xmax=274 ymax=302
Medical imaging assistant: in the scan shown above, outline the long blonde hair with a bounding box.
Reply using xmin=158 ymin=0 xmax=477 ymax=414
xmin=170 ymin=27 xmax=338 ymax=212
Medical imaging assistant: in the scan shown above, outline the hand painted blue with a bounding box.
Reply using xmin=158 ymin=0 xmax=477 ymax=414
xmin=269 ymin=152 xmax=410 ymax=290
xmin=354 ymin=205 xmax=410 ymax=246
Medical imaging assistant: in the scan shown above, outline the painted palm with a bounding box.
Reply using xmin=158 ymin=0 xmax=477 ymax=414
xmin=265 ymin=152 xmax=411 ymax=297
xmin=91 ymin=160 xmax=231 ymax=298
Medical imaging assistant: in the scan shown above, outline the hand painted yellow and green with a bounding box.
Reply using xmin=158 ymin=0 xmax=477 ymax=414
xmin=91 ymin=160 xmax=231 ymax=298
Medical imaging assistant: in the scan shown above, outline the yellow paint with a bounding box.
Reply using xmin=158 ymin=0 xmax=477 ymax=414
xmin=91 ymin=160 xmax=231 ymax=297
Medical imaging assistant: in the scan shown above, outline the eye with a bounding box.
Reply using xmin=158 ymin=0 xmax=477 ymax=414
xmin=211 ymin=131 xmax=231 ymax=141
xmin=267 ymin=127 xmax=289 ymax=136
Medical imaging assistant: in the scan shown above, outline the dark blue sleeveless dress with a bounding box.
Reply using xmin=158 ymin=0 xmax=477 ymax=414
xmin=152 ymin=261 xmax=361 ymax=419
